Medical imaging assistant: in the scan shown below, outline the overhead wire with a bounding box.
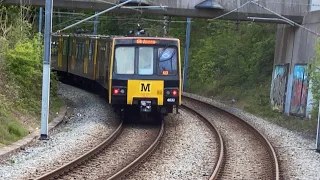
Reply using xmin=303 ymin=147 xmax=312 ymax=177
xmin=96 ymin=0 xmax=142 ymax=13
xmin=250 ymin=0 xmax=320 ymax=37
xmin=208 ymin=1 xmax=252 ymax=21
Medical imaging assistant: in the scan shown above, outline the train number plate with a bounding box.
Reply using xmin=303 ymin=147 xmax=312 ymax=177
xmin=167 ymin=98 xmax=176 ymax=102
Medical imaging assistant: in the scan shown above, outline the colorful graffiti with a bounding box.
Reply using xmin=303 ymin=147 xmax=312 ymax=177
xmin=290 ymin=64 xmax=308 ymax=117
xmin=271 ymin=65 xmax=289 ymax=112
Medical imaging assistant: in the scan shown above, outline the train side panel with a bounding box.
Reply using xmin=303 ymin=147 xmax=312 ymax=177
xmin=66 ymin=36 xmax=98 ymax=80
xmin=51 ymin=35 xmax=68 ymax=73
xmin=96 ymin=37 xmax=112 ymax=89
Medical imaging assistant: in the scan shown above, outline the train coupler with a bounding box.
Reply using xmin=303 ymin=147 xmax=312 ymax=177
xmin=140 ymin=100 xmax=152 ymax=113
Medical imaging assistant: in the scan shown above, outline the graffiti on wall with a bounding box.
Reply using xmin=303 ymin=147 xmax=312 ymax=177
xmin=290 ymin=64 xmax=308 ymax=117
xmin=271 ymin=64 xmax=289 ymax=112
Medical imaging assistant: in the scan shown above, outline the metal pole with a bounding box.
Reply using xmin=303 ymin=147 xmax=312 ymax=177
xmin=57 ymin=0 xmax=133 ymax=33
xmin=93 ymin=11 xmax=98 ymax=35
xmin=39 ymin=7 xmax=43 ymax=33
xmin=317 ymin=100 xmax=320 ymax=152
xmin=40 ymin=0 xmax=53 ymax=140
xmin=183 ymin=18 xmax=191 ymax=92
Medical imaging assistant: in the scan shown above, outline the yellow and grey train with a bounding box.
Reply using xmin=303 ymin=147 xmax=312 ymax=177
xmin=51 ymin=34 xmax=182 ymax=116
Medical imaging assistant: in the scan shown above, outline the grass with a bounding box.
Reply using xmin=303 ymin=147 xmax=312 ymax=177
xmin=0 ymin=93 xmax=64 ymax=146
xmin=0 ymin=66 xmax=64 ymax=146
xmin=0 ymin=107 xmax=28 ymax=145
xmin=189 ymin=80 xmax=318 ymax=139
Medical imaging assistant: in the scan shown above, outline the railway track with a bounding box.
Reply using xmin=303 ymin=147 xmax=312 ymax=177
xmin=182 ymin=95 xmax=279 ymax=180
xmin=35 ymin=119 xmax=164 ymax=180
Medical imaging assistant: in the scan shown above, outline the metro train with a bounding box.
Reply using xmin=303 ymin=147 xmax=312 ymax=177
xmin=51 ymin=32 xmax=182 ymax=118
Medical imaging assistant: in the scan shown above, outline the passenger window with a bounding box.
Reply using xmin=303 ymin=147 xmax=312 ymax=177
xmin=69 ymin=40 xmax=73 ymax=56
xmin=81 ymin=43 xmax=85 ymax=58
xmin=76 ymin=43 xmax=79 ymax=58
xmin=51 ymin=41 xmax=58 ymax=55
xmin=89 ymin=41 xmax=94 ymax=61
xmin=63 ymin=39 xmax=67 ymax=55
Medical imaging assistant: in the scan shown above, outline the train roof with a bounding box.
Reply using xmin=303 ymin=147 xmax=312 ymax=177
xmin=51 ymin=33 xmax=179 ymax=41
xmin=113 ymin=36 xmax=179 ymax=41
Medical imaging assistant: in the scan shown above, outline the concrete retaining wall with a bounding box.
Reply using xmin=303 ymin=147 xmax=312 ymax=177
xmin=271 ymin=10 xmax=320 ymax=118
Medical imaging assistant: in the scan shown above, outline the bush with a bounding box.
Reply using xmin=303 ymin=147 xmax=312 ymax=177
xmin=308 ymin=39 xmax=320 ymax=118
xmin=0 ymin=5 xmax=62 ymax=145
xmin=4 ymin=37 xmax=43 ymax=114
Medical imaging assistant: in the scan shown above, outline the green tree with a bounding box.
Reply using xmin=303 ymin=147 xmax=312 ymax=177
xmin=308 ymin=39 xmax=320 ymax=117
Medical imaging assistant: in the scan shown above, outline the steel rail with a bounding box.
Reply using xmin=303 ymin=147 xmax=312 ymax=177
xmin=182 ymin=95 xmax=280 ymax=180
xmin=107 ymin=120 xmax=164 ymax=180
xmin=35 ymin=120 xmax=124 ymax=180
xmin=181 ymin=105 xmax=225 ymax=180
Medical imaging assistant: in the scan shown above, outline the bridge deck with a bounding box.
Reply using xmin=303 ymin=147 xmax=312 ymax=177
xmin=3 ymin=0 xmax=306 ymax=23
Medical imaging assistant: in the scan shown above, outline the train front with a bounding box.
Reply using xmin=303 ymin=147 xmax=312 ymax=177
xmin=109 ymin=37 xmax=181 ymax=115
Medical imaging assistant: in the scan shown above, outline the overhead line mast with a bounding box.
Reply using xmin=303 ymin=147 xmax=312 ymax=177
xmin=40 ymin=0 xmax=134 ymax=139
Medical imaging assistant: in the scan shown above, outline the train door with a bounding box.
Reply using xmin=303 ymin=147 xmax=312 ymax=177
xmin=88 ymin=37 xmax=95 ymax=79
xmin=70 ymin=38 xmax=76 ymax=72
xmin=83 ymin=39 xmax=89 ymax=76
xmin=62 ymin=36 xmax=69 ymax=72
xmin=104 ymin=41 xmax=110 ymax=86
xmin=75 ymin=38 xmax=85 ymax=76
xmin=99 ymin=41 xmax=106 ymax=83
xmin=93 ymin=39 xmax=98 ymax=80
xmin=51 ymin=35 xmax=58 ymax=70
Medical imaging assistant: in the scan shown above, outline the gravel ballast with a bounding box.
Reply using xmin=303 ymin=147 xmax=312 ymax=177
xmin=183 ymin=97 xmax=274 ymax=179
xmin=0 ymin=83 xmax=119 ymax=180
xmin=183 ymin=92 xmax=320 ymax=179
xmin=64 ymin=124 xmax=160 ymax=179
xmin=124 ymin=108 xmax=218 ymax=180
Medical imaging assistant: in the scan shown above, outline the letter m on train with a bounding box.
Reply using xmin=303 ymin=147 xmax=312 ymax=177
xmin=140 ymin=83 xmax=151 ymax=92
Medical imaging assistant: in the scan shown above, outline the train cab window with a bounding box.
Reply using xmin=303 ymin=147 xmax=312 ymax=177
xmin=114 ymin=47 xmax=134 ymax=74
xmin=138 ymin=47 xmax=153 ymax=75
xmin=157 ymin=47 xmax=177 ymax=75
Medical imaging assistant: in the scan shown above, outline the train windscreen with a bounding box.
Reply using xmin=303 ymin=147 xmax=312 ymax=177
xmin=114 ymin=46 xmax=135 ymax=74
xmin=157 ymin=47 xmax=177 ymax=75
xmin=138 ymin=47 xmax=154 ymax=75
xmin=114 ymin=45 xmax=178 ymax=76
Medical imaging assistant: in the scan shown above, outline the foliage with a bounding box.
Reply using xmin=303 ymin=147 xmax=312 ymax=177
xmin=0 ymin=110 xmax=28 ymax=145
xmin=5 ymin=38 xmax=43 ymax=114
xmin=185 ymin=20 xmax=276 ymax=98
xmin=308 ymin=39 xmax=320 ymax=117
xmin=0 ymin=5 xmax=62 ymax=145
